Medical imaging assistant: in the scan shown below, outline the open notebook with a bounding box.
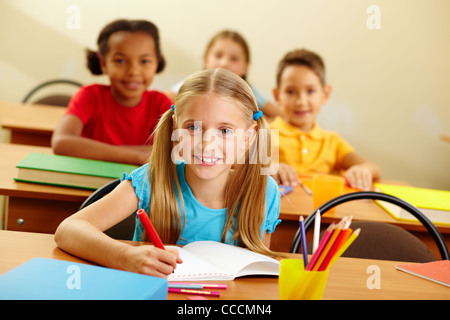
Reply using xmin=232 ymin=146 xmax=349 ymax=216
xmin=168 ymin=241 xmax=280 ymax=281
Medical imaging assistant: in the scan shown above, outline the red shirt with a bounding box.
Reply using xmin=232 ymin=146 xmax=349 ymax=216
xmin=66 ymin=84 xmax=171 ymax=145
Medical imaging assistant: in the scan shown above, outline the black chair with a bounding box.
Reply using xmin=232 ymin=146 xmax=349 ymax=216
xmin=79 ymin=179 xmax=135 ymax=240
xmin=335 ymin=221 xmax=436 ymax=262
xmin=290 ymin=191 xmax=450 ymax=262
xmin=22 ymin=79 xmax=82 ymax=107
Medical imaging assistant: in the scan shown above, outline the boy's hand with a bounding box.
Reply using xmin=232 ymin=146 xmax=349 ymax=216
xmin=343 ymin=165 xmax=373 ymax=191
xmin=272 ymin=163 xmax=300 ymax=187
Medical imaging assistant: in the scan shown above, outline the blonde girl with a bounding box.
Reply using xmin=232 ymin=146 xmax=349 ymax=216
xmin=55 ymin=68 xmax=281 ymax=278
xmin=166 ymin=30 xmax=285 ymax=120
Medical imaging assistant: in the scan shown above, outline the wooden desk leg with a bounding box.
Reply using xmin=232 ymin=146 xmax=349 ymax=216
xmin=5 ymin=196 xmax=81 ymax=234
xmin=0 ymin=196 xmax=7 ymax=230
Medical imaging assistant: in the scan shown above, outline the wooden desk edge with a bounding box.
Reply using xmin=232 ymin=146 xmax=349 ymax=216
xmin=1 ymin=231 xmax=449 ymax=300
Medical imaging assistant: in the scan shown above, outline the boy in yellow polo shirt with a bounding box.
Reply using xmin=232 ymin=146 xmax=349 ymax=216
xmin=270 ymin=49 xmax=381 ymax=191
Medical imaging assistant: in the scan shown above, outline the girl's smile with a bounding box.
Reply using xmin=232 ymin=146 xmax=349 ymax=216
xmin=121 ymin=80 xmax=145 ymax=91
xmin=193 ymin=155 xmax=223 ymax=166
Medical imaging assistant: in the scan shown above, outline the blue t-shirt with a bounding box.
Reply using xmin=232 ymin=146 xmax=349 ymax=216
xmin=122 ymin=162 xmax=281 ymax=245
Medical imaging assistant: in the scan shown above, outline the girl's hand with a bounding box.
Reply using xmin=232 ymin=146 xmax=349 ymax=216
xmin=121 ymin=245 xmax=183 ymax=278
xmin=343 ymin=165 xmax=373 ymax=191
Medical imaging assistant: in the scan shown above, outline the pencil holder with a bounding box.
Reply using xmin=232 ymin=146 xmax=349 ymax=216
xmin=279 ymin=259 xmax=329 ymax=300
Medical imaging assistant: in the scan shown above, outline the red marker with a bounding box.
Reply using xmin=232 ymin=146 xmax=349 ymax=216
xmin=137 ymin=209 xmax=165 ymax=250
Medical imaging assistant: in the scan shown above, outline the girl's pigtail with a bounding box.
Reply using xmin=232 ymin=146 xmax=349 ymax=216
xmin=85 ymin=49 xmax=103 ymax=75
xmin=148 ymin=108 xmax=182 ymax=243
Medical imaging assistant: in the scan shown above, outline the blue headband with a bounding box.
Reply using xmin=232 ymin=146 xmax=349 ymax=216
xmin=253 ymin=110 xmax=263 ymax=121
xmin=171 ymin=105 xmax=263 ymax=121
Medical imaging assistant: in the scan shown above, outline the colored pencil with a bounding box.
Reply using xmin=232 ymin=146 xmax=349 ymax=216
xmin=299 ymin=216 xmax=308 ymax=267
xmin=168 ymin=283 xmax=203 ymax=289
xmin=303 ymin=216 xmax=360 ymax=271
xmin=306 ymin=223 xmax=334 ymax=271
xmin=187 ymin=296 xmax=209 ymax=300
xmin=168 ymin=282 xmax=228 ymax=289
xmin=317 ymin=216 xmax=353 ymax=270
xmin=328 ymin=228 xmax=361 ymax=268
xmin=196 ymin=283 xmax=228 ymax=289
xmin=168 ymin=288 xmax=220 ymax=297
xmin=300 ymin=182 xmax=313 ymax=195
xmin=318 ymin=227 xmax=352 ymax=271
xmin=310 ymin=220 xmax=343 ymax=271
xmin=312 ymin=209 xmax=321 ymax=254
xmin=333 ymin=227 xmax=353 ymax=255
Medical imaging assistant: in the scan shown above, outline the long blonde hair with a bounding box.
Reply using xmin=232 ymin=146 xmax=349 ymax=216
xmin=147 ymin=68 xmax=278 ymax=257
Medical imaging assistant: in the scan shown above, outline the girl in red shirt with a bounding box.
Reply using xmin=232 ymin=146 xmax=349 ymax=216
xmin=52 ymin=19 xmax=171 ymax=165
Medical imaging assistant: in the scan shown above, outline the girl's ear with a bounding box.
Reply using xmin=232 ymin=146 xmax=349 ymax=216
xmin=99 ymin=55 xmax=107 ymax=75
xmin=172 ymin=114 xmax=177 ymax=129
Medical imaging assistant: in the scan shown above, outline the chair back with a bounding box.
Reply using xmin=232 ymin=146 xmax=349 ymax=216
xmin=338 ymin=221 xmax=435 ymax=262
xmin=79 ymin=179 xmax=135 ymax=240
xmin=22 ymin=79 xmax=82 ymax=107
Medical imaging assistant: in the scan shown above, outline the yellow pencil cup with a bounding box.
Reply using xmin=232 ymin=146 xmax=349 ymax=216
xmin=279 ymin=259 xmax=329 ymax=300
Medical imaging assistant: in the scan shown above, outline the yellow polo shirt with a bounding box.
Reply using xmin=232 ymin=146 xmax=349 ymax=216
xmin=270 ymin=117 xmax=354 ymax=175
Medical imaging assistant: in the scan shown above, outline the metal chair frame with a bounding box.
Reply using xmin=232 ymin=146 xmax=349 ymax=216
xmin=22 ymin=79 xmax=82 ymax=105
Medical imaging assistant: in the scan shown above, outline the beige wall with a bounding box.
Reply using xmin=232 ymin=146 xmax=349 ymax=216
xmin=1 ymin=0 xmax=449 ymax=190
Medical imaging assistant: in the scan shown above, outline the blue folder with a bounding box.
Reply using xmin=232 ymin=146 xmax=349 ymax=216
xmin=0 ymin=258 xmax=167 ymax=300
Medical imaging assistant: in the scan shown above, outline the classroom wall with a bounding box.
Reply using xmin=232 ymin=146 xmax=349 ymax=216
xmin=1 ymin=0 xmax=449 ymax=190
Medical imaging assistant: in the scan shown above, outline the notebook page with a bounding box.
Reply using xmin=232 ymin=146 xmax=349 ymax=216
xmin=167 ymin=246 xmax=233 ymax=281
xmin=180 ymin=241 xmax=279 ymax=277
